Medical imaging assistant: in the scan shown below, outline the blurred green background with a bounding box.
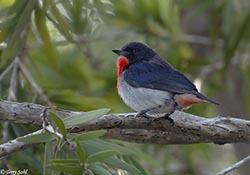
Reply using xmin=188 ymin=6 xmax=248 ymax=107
xmin=0 ymin=0 xmax=250 ymax=174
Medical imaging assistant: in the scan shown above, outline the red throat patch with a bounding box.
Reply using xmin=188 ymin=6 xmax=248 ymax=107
xmin=117 ymin=56 xmax=129 ymax=78
xmin=116 ymin=56 xmax=129 ymax=88
xmin=175 ymin=94 xmax=206 ymax=107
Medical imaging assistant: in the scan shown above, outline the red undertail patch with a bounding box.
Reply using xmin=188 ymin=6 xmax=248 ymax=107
xmin=175 ymin=94 xmax=206 ymax=107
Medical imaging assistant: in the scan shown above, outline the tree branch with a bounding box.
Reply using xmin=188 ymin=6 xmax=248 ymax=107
xmin=216 ymin=154 xmax=250 ymax=175
xmin=1 ymin=100 xmax=250 ymax=175
xmin=1 ymin=100 xmax=250 ymax=146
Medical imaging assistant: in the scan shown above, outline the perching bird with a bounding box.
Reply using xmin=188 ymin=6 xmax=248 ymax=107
xmin=112 ymin=42 xmax=218 ymax=124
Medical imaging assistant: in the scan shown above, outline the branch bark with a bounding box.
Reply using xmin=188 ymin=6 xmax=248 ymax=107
xmin=2 ymin=99 xmax=250 ymax=175
xmin=1 ymin=100 xmax=250 ymax=145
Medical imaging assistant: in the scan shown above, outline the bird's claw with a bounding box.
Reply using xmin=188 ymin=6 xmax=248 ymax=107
xmin=136 ymin=112 xmax=174 ymax=126
xmin=153 ymin=115 xmax=174 ymax=126
xmin=136 ymin=112 xmax=154 ymax=121
xmin=161 ymin=114 xmax=174 ymax=126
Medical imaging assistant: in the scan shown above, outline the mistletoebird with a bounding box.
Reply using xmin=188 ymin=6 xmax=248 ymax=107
xmin=112 ymin=42 xmax=218 ymax=124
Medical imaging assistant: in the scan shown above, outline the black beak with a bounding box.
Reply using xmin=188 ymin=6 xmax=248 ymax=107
xmin=112 ymin=49 xmax=129 ymax=57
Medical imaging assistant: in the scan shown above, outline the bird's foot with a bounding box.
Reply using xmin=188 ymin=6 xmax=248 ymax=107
xmin=136 ymin=111 xmax=154 ymax=121
xmin=122 ymin=113 xmax=137 ymax=118
xmin=136 ymin=108 xmax=174 ymax=125
xmin=156 ymin=113 xmax=174 ymax=126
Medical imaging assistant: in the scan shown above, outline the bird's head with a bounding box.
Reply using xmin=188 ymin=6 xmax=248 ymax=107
xmin=112 ymin=42 xmax=155 ymax=65
xmin=112 ymin=42 xmax=156 ymax=78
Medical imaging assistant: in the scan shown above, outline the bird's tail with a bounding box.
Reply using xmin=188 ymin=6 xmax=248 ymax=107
xmin=196 ymin=92 xmax=219 ymax=105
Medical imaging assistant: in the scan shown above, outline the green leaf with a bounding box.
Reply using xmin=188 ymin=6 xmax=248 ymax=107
xmin=50 ymin=111 xmax=67 ymax=138
xmin=114 ymin=141 xmax=159 ymax=168
xmin=48 ymin=164 xmax=83 ymax=174
xmin=34 ymin=6 xmax=58 ymax=69
xmin=64 ymin=108 xmax=110 ymax=128
xmin=86 ymin=150 xmax=120 ymax=163
xmin=81 ymin=139 xmax=144 ymax=174
xmin=52 ymin=159 xmax=79 ymax=164
xmin=44 ymin=141 xmax=56 ymax=175
xmin=72 ymin=130 xmax=107 ymax=141
xmin=17 ymin=131 xmax=55 ymax=143
xmin=0 ymin=0 xmax=37 ymax=69
xmin=89 ymin=163 xmax=112 ymax=175
xmin=103 ymin=157 xmax=142 ymax=175
xmin=82 ymin=139 xmax=134 ymax=155
xmin=76 ymin=140 xmax=86 ymax=163
xmin=46 ymin=0 xmax=73 ymax=42
xmin=123 ymin=155 xmax=151 ymax=175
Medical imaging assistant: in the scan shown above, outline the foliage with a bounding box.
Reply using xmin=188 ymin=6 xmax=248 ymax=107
xmin=0 ymin=0 xmax=249 ymax=174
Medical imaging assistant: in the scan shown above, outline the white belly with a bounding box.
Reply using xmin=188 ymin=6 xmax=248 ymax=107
xmin=118 ymin=75 xmax=175 ymax=117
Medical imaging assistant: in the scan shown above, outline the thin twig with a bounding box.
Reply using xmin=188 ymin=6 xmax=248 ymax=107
xmin=180 ymin=33 xmax=224 ymax=47
xmin=0 ymin=61 xmax=14 ymax=81
xmin=0 ymin=129 xmax=42 ymax=158
xmin=7 ymin=57 xmax=20 ymax=101
xmin=19 ymin=61 xmax=52 ymax=106
xmin=216 ymin=154 xmax=250 ymax=175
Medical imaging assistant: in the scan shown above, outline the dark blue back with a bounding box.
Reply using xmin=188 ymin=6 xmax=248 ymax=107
xmin=123 ymin=55 xmax=197 ymax=94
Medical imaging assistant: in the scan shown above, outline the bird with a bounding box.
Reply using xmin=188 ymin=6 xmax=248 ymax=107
xmin=112 ymin=42 xmax=218 ymax=124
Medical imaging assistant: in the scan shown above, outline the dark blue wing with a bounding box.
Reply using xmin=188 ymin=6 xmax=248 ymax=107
xmin=123 ymin=60 xmax=198 ymax=94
